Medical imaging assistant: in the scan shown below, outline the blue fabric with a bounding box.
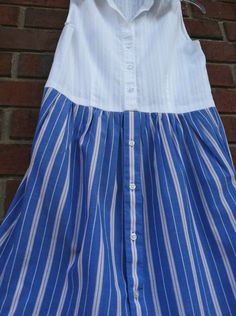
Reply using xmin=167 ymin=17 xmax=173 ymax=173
xmin=0 ymin=87 xmax=236 ymax=315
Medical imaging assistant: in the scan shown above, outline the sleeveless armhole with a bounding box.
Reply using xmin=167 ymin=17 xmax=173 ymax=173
xmin=177 ymin=0 xmax=200 ymax=44
xmin=63 ymin=0 xmax=83 ymax=28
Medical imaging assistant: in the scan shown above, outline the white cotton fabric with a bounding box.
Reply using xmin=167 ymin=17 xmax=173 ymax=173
xmin=44 ymin=0 xmax=216 ymax=113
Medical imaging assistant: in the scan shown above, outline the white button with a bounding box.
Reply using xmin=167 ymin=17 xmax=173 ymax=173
xmin=130 ymin=232 xmax=137 ymax=240
xmin=124 ymin=34 xmax=132 ymax=40
xmin=134 ymin=291 xmax=139 ymax=299
xmin=127 ymin=64 xmax=134 ymax=70
xmin=129 ymin=140 xmax=135 ymax=146
xmin=129 ymin=183 xmax=136 ymax=190
xmin=127 ymin=87 xmax=134 ymax=93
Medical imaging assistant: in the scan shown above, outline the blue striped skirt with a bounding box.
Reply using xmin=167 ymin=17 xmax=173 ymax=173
xmin=0 ymin=87 xmax=236 ymax=316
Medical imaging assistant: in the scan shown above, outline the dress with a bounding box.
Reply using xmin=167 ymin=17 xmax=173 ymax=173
xmin=0 ymin=0 xmax=236 ymax=315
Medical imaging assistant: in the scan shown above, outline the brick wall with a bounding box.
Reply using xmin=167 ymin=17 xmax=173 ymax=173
xmin=0 ymin=0 xmax=236 ymax=222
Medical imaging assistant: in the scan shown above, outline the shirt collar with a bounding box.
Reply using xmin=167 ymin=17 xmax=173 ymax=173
xmin=106 ymin=0 xmax=155 ymax=22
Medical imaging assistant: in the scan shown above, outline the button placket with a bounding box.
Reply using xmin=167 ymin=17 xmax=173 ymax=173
xmin=129 ymin=111 xmax=139 ymax=309
xmin=123 ymin=110 xmax=145 ymax=316
xmin=122 ymin=23 xmax=137 ymax=110
xmin=122 ymin=24 xmax=144 ymax=316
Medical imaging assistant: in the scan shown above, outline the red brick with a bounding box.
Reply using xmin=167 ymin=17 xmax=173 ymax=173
xmin=230 ymin=146 xmax=236 ymax=170
xmin=184 ymin=19 xmax=222 ymax=40
xmin=0 ymin=110 xmax=2 ymax=139
xmin=10 ymin=109 xmax=39 ymax=139
xmin=213 ymin=90 xmax=236 ymax=113
xmin=229 ymin=145 xmax=236 ymax=170
xmin=0 ymin=0 xmax=68 ymax=8
xmin=221 ymin=116 xmax=236 ymax=142
xmin=0 ymin=144 xmax=31 ymax=175
xmin=0 ymin=53 xmax=12 ymax=76
xmin=18 ymin=53 xmax=53 ymax=78
xmin=0 ymin=27 xmax=60 ymax=51
xmin=200 ymin=40 xmax=236 ymax=63
xmin=25 ymin=7 xmax=67 ymax=29
xmin=0 ymin=80 xmax=45 ymax=107
xmin=224 ymin=22 xmax=236 ymax=42
xmin=4 ymin=179 xmax=22 ymax=214
xmin=207 ymin=64 xmax=235 ymax=88
xmin=0 ymin=5 xmax=20 ymax=26
xmin=192 ymin=1 xmax=236 ymax=21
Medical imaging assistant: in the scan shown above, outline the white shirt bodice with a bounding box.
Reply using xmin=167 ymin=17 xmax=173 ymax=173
xmin=44 ymin=0 xmax=216 ymax=113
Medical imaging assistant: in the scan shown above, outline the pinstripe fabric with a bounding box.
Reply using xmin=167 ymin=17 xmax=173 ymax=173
xmin=0 ymin=86 xmax=235 ymax=315
xmin=44 ymin=0 xmax=216 ymax=113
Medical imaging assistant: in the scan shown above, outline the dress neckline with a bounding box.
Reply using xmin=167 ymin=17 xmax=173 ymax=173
xmin=106 ymin=0 xmax=155 ymax=22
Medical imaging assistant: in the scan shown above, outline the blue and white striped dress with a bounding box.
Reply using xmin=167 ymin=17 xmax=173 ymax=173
xmin=0 ymin=0 xmax=236 ymax=315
